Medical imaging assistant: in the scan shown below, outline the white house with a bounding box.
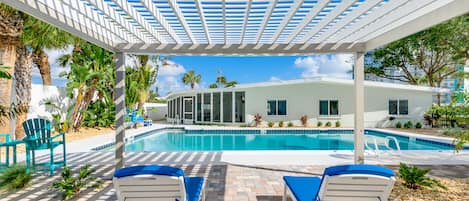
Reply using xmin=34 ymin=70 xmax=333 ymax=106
xmin=166 ymin=77 xmax=447 ymax=128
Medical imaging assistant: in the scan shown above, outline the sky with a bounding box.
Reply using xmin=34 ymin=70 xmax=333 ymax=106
xmin=34 ymin=49 xmax=354 ymax=96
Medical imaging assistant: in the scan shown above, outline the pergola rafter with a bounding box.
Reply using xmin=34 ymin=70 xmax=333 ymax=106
xmin=270 ymin=0 xmax=302 ymax=44
xmin=141 ymin=0 xmax=181 ymax=43
xmin=195 ymin=0 xmax=211 ymax=44
xmin=168 ymin=0 xmax=197 ymax=44
xmin=254 ymin=0 xmax=278 ymax=45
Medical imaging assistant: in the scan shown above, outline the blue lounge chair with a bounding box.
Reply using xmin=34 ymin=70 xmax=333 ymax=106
xmin=113 ymin=165 xmax=205 ymax=201
xmin=283 ymin=164 xmax=395 ymax=201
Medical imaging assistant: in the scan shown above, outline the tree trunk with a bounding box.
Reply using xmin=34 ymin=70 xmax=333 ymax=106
xmin=67 ymin=86 xmax=84 ymax=132
xmin=73 ymin=87 xmax=95 ymax=131
xmin=0 ymin=45 xmax=16 ymax=135
xmin=32 ymin=50 xmax=52 ymax=85
xmin=13 ymin=46 xmax=32 ymax=139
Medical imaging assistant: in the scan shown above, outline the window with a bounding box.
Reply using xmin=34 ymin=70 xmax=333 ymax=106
xmin=319 ymin=100 xmax=339 ymax=116
xmin=267 ymin=100 xmax=287 ymax=115
xmin=389 ymin=99 xmax=408 ymax=115
xmin=267 ymin=100 xmax=276 ymax=115
xmin=223 ymin=92 xmax=232 ymax=123
xmin=203 ymin=93 xmax=211 ymax=121
xmin=213 ymin=93 xmax=221 ymax=122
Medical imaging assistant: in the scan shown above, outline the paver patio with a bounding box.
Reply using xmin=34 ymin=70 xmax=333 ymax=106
xmin=1 ymin=152 xmax=468 ymax=201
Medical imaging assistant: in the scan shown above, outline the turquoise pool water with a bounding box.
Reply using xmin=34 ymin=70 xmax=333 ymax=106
xmin=108 ymin=129 xmax=455 ymax=152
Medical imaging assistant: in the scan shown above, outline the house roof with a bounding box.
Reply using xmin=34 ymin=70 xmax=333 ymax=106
xmin=3 ymin=0 xmax=468 ymax=55
xmin=167 ymin=76 xmax=449 ymax=97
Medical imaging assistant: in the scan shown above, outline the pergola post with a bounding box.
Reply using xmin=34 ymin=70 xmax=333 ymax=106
xmin=114 ymin=52 xmax=126 ymax=169
xmin=354 ymin=52 xmax=365 ymax=164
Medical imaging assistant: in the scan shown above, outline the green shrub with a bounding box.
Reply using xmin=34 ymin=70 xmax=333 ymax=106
xmin=0 ymin=164 xmax=32 ymax=192
xmin=268 ymin=122 xmax=274 ymax=127
xmin=317 ymin=121 xmax=323 ymax=127
xmin=325 ymin=121 xmax=332 ymax=127
xmin=52 ymin=165 xmax=102 ymax=200
xmin=335 ymin=121 xmax=341 ymax=127
xmin=396 ymin=122 xmax=402 ymax=128
xmin=404 ymin=121 xmax=413 ymax=128
xmin=287 ymin=122 xmax=294 ymax=127
xmin=415 ymin=122 xmax=422 ymax=129
xmin=278 ymin=121 xmax=284 ymax=127
xmin=398 ymin=163 xmax=446 ymax=190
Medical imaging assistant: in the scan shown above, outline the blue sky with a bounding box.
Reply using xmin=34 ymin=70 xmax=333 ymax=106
xmin=34 ymin=49 xmax=354 ymax=95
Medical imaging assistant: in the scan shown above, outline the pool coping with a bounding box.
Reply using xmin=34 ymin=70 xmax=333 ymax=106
xmin=91 ymin=125 xmax=469 ymax=151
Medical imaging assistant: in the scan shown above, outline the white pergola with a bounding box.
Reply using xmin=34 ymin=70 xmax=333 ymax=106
xmin=2 ymin=0 xmax=468 ymax=168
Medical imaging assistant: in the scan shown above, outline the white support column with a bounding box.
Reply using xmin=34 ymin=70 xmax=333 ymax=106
xmin=232 ymin=91 xmax=236 ymax=123
xmin=114 ymin=52 xmax=126 ymax=169
xmin=195 ymin=95 xmax=198 ymax=122
xmin=354 ymin=52 xmax=365 ymax=164
xmin=220 ymin=92 xmax=224 ymax=123
xmin=201 ymin=94 xmax=204 ymax=122
xmin=210 ymin=93 xmax=213 ymax=122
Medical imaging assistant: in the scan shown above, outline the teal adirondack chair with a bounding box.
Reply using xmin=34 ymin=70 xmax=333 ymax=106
xmin=22 ymin=118 xmax=66 ymax=175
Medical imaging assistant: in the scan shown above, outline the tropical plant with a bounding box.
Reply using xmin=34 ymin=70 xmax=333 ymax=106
xmin=287 ymin=122 xmax=294 ymax=127
xmin=52 ymin=165 xmax=102 ymax=200
xmin=268 ymin=122 xmax=274 ymax=127
xmin=325 ymin=121 xmax=332 ymax=127
xmin=365 ymin=14 xmax=468 ymax=105
xmin=441 ymin=127 xmax=462 ymax=136
xmin=182 ymin=70 xmax=201 ymax=89
xmin=43 ymin=100 xmax=70 ymax=133
xmin=454 ymin=130 xmax=469 ymax=152
xmin=398 ymin=163 xmax=445 ymax=190
xmin=0 ymin=164 xmax=32 ymax=192
xmin=278 ymin=121 xmax=284 ymax=127
xmin=317 ymin=121 xmax=322 ymax=127
xmin=82 ymin=101 xmax=115 ymax=128
xmin=396 ymin=122 xmax=402 ymax=128
xmin=253 ymin=113 xmax=262 ymax=127
xmin=209 ymin=73 xmax=238 ymax=88
xmin=404 ymin=121 xmax=413 ymax=129
xmin=300 ymin=115 xmax=308 ymax=127
xmin=335 ymin=121 xmax=341 ymax=128
xmin=58 ymin=42 xmax=115 ymax=132
xmin=415 ymin=122 xmax=422 ymax=129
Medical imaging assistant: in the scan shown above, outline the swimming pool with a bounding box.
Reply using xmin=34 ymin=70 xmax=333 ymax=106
xmin=99 ymin=129 xmax=458 ymax=151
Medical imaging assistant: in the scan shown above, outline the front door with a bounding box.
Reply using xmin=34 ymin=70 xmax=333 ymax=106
xmin=183 ymin=97 xmax=193 ymax=123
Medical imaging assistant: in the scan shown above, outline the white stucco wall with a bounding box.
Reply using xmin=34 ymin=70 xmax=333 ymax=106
xmin=243 ymin=82 xmax=432 ymax=128
xmin=167 ymin=78 xmax=438 ymax=128
xmin=27 ymin=84 xmax=74 ymax=121
xmin=144 ymin=103 xmax=167 ymax=120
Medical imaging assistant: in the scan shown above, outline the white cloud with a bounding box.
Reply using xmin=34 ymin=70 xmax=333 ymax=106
xmin=269 ymin=76 xmax=281 ymax=81
xmin=156 ymin=63 xmax=187 ymax=95
xmin=294 ymin=54 xmax=353 ymax=79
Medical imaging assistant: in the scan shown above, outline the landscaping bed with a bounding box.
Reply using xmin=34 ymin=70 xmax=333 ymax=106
xmin=390 ymin=176 xmax=469 ymax=201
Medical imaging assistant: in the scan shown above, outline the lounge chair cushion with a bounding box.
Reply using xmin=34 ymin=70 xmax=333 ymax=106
xmin=114 ymin=165 xmax=184 ymax=178
xmin=324 ymin=164 xmax=394 ymax=178
xmin=283 ymin=176 xmax=321 ymax=201
xmin=184 ymin=176 xmax=205 ymax=201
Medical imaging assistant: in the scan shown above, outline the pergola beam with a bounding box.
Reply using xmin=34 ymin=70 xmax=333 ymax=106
xmin=115 ymin=42 xmax=366 ymax=55
xmin=239 ymin=0 xmax=252 ymax=44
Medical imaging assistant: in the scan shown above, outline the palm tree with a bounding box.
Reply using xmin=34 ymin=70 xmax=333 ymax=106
xmin=182 ymin=70 xmax=202 ymax=89
xmin=21 ymin=16 xmax=74 ymax=85
xmin=0 ymin=3 xmax=24 ymax=135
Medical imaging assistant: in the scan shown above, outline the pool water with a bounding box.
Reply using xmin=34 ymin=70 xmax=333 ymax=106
xmin=117 ymin=129 xmax=454 ymax=152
